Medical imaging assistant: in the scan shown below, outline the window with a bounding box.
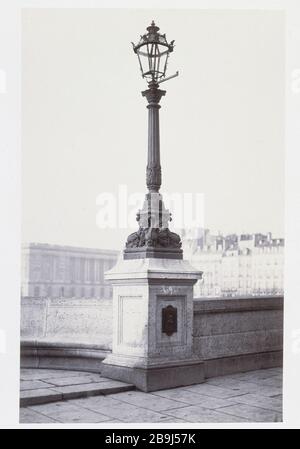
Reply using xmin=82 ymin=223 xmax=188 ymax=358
xmin=90 ymin=260 xmax=95 ymax=283
xmin=70 ymin=257 xmax=75 ymax=282
xmin=34 ymin=286 xmax=40 ymax=297
xmin=86 ymin=259 xmax=90 ymax=282
xmin=80 ymin=259 xmax=85 ymax=281
xmin=95 ymin=260 xmax=100 ymax=282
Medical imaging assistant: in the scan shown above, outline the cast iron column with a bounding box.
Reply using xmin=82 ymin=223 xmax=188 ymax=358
xmin=124 ymin=80 xmax=182 ymax=259
xmin=142 ymin=82 xmax=165 ymax=193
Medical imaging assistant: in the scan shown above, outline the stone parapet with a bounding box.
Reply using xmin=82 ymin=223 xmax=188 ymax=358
xmin=20 ymin=295 xmax=283 ymax=380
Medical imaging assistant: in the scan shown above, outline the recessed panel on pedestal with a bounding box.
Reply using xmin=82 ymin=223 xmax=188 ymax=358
xmin=117 ymin=295 xmax=144 ymax=348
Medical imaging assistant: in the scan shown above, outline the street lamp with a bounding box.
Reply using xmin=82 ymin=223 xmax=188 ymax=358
xmin=124 ymin=21 xmax=182 ymax=260
xmin=102 ymin=22 xmax=203 ymax=390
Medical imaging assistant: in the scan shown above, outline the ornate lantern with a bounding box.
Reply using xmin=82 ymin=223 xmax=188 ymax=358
xmin=132 ymin=21 xmax=175 ymax=84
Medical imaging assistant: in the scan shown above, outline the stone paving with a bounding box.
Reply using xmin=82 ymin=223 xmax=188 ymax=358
xmin=20 ymin=367 xmax=282 ymax=423
xmin=19 ymin=368 xmax=134 ymax=406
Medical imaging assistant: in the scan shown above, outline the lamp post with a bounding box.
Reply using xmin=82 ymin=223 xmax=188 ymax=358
xmin=124 ymin=21 xmax=182 ymax=260
xmin=102 ymin=22 xmax=203 ymax=392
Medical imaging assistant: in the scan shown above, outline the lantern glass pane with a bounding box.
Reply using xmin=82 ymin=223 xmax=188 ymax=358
xmin=137 ymin=51 xmax=149 ymax=77
xmin=141 ymin=43 xmax=168 ymax=81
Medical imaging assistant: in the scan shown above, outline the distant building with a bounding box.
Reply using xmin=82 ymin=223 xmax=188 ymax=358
xmin=182 ymin=229 xmax=284 ymax=297
xmin=21 ymin=243 xmax=119 ymax=299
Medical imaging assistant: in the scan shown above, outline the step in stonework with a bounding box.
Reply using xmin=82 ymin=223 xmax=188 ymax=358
xmin=20 ymin=370 xmax=135 ymax=407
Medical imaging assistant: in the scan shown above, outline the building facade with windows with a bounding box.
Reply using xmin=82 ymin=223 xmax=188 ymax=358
xmin=21 ymin=243 xmax=119 ymax=299
xmin=182 ymin=229 xmax=284 ymax=298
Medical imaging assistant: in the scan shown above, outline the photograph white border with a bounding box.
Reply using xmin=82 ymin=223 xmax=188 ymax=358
xmin=0 ymin=0 xmax=299 ymax=429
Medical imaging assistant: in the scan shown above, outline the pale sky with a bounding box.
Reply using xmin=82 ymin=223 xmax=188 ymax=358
xmin=22 ymin=9 xmax=285 ymax=250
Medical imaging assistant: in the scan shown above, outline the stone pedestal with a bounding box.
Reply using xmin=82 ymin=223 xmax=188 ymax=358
xmin=101 ymin=258 xmax=204 ymax=392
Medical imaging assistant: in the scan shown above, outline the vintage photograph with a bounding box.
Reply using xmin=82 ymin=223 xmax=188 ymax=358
xmin=20 ymin=8 xmax=284 ymax=424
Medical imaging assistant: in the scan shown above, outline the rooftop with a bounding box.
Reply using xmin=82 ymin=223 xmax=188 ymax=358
xmin=22 ymin=242 xmax=120 ymax=256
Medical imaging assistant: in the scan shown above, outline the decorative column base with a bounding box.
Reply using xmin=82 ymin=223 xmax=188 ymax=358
xmin=124 ymin=192 xmax=183 ymax=260
xmin=124 ymin=246 xmax=183 ymax=260
xmin=101 ymin=258 xmax=204 ymax=392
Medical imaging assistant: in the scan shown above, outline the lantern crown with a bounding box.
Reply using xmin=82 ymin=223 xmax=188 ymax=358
xmin=132 ymin=21 xmax=175 ymax=84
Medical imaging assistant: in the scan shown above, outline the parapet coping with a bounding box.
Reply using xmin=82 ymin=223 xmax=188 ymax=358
xmin=193 ymin=295 xmax=283 ymax=314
